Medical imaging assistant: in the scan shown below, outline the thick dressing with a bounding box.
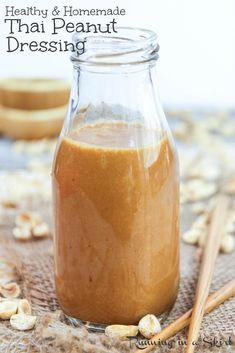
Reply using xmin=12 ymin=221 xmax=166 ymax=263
xmin=53 ymin=122 xmax=179 ymax=324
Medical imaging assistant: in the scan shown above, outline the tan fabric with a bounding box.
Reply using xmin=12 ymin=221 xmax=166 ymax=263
xmin=0 ymin=108 xmax=235 ymax=351
xmin=0 ymin=210 xmax=234 ymax=353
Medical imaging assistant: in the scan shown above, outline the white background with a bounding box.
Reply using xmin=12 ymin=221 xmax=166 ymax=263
xmin=0 ymin=0 xmax=234 ymax=108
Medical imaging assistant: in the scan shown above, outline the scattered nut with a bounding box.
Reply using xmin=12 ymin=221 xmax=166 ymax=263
xmin=220 ymin=234 xmax=235 ymax=254
xmin=105 ymin=324 xmax=138 ymax=340
xmin=192 ymin=214 xmax=209 ymax=230
xmin=0 ymin=300 xmax=18 ymax=319
xmin=13 ymin=227 xmax=32 ymax=241
xmin=15 ymin=212 xmax=41 ymax=230
xmin=225 ymin=217 xmax=235 ymax=234
xmin=138 ymin=314 xmax=161 ymax=339
xmin=2 ymin=201 xmax=17 ymax=209
xmin=32 ymin=222 xmax=49 ymax=238
xmin=0 ymin=282 xmax=21 ymax=298
xmin=187 ymin=164 xmax=220 ymax=181
xmin=0 ymin=261 xmax=18 ymax=285
xmin=202 ymin=165 xmax=221 ymax=181
xmin=182 ymin=229 xmax=201 ymax=245
xmin=10 ymin=313 xmax=36 ymax=331
xmin=17 ymin=299 xmax=32 ymax=315
xmin=183 ymin=180 xmax=218 ymax=202
xmin=13 ymin=211 xmax=49 ymax=241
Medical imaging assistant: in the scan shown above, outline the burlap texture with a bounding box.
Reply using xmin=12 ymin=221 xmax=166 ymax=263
xmin=0 ymin=206 xmax=234 ymax=353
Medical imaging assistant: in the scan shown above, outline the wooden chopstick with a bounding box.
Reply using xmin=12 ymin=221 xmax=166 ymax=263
xmin=186 ymin=194 xmax=230 ymax=353
xmin=134 ymin=278 xmax=235 ymax=353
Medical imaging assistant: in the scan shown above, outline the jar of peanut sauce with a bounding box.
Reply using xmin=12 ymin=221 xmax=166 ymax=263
xmin=52 ymin=27 xmax=180 ymax=326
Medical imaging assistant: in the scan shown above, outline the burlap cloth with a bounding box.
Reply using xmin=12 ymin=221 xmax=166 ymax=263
xmin=0 ymin=109 xmax=235 ymax=352
xmin=0 ymin=206 xmax=234 ymax=353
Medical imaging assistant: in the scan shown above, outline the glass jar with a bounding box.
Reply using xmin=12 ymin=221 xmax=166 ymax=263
xmin=52 ymin=27 xmax=180 ymax=326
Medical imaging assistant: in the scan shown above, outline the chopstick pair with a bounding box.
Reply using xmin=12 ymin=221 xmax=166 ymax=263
xmin=186 ymin=194 xmax=230 ymax=352
xmin=135 ymin=194 xmax=232 ymax=353
xmin=134 ymin=278 xmax=235 ymax=353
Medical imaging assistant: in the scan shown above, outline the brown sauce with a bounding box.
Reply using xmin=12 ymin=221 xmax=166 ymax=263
xmin=52 ymin=122 xmax=179 ymax=324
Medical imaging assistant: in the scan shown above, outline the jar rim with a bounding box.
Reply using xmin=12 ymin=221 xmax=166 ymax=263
xmin=71 ymin=27 xmax=159 ymax=66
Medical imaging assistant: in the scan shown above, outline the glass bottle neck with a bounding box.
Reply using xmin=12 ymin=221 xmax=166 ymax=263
xmin=74 ymin=63 xmax=157 ymax=109
xmin=63 ymin=63 xmax=167 ymax=140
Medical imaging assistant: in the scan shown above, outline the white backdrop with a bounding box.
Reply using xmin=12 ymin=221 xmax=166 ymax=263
xmin=0 ymin=0 xmax=234 ymax=108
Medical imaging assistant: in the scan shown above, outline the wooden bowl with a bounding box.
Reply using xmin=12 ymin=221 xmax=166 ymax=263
xmin=0 ymin=78 xmax=70 ymax=110
xmin=0 ymin=105 xmax=67 ymax=140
